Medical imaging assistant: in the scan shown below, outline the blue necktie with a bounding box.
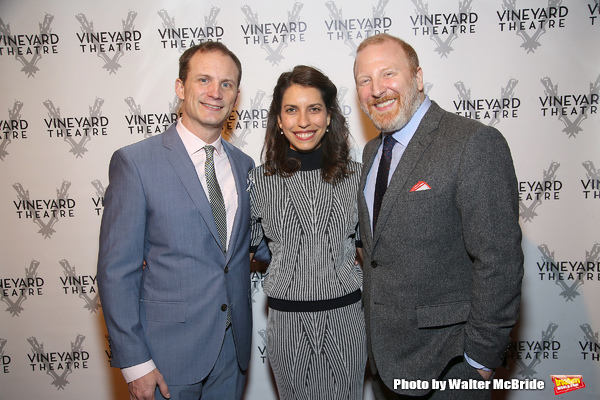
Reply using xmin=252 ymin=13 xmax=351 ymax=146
xmin=373 ymin=135 xmax=396 ymax=232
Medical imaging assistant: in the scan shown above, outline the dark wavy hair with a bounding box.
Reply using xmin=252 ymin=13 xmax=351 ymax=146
xmin=262 ymin=65 xmax=352 ymax=184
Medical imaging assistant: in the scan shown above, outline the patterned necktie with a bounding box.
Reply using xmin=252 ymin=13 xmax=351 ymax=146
xmin=373 ymin=135 xmax=396 ymax=232
xmin=204 ymin=145 xmax=227 ymax=253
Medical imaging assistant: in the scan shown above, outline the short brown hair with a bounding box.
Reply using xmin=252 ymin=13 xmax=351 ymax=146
xmin=178 ymin=42 xmax=242 ymax=86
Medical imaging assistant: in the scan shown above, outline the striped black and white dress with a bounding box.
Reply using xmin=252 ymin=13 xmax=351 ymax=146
xmin=250 ymin=148 xmax=367 ymax=400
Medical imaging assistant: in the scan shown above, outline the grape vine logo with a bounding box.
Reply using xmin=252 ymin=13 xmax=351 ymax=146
xmin=91 ymin=179 xmax=106 ymax=216
xmin=157 ymin=7 xmax=224 ymax=51
xmin=250 ymin=271 xmax=265 ymax=304
xmin=519 ymin=161 xmax=561 ymax=222
xmin=337 ymin=86 xmax=353 ymax=117
xmin=497 ymin=0 xmax=569 ymax=54
xmin=75 ymin=11 xmax=141 ymax=74
xmin=124 ymin=96 xmax=180 ymax=138
xmin=539 ymin=75 xmax=599 ymax=138
xmin=1 ymin=260 xmax=42 ymax=317
xmin=324 ymin=0 xmax=391 ymax=56
xmin=590 ymin=0 xmax=600 ymax=26
xmin=513 ymin=323 xmax=559 ymax=379
xmin=27 ymin=334 xmax=88 ymax=390
xmin=453 ymin=78 xmax=519 ymax=125
xmin=241 ymin=2 xmax=306 ymax=65
xmin=582 ymin=161 xmax=600 ymax=200
xmin=537 ymin=243 xmax=600 ymax=301
xmin=13 ymin=181 xmax=75 ymax=238
xmin=0 ymin=13 xmax=58 ymax=77
xmin=257 ymin=328 xmax=268 ymax=363
xmin=410 ymin=0 xmax=478 ymax=58
xmin=43 ymin=98 xmax=107 ymax=158
xmin=59 ymin=259 xmax=100 ymax=313
xmin=224 ymin=90 xmax=267 ymax=149
xmin=424 ymin=81 xmax=433 ymax=96
xmin=0 ymin=338 xmax=10 ymax=373
xmin=1 ymin=100 xmax=28 ymax=161
xmin=104 ymin=335 xmax=113 ymax=364
xmin=580 ymin=323 xmax=599 ymax=362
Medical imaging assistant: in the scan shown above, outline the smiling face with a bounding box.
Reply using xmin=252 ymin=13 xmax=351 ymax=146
xmin=278 ymin=84 xmax=331 ymax=153
xmin=354 ymin=39 xmax=425 ymax=134
xmin=175 ymin=50 xmax=240 ymax=142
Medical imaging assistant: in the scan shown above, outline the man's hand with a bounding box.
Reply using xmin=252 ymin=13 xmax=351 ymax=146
xmin=128 ymin=368 xmax=170 ymax=400
xmin=477 ymin=369 xmax=493 ymax=380
xmin=355 ymin=248 xmax=363 ymax=266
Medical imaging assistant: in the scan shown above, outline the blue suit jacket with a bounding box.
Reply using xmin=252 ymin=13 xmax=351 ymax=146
xmin=97 ymin=123 xmax=256 ymax=385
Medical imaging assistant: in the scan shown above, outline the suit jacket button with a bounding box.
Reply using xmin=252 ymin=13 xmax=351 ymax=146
xmin=224 ymin=266 xmax=229 ymax=273
xmin=221 ymin=304 xmax=228 ymax=312
xmin=371 ymin=261 xmax=377 ymax=268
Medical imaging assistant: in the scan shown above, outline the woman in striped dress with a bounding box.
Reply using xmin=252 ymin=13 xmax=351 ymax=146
xmin=249 ymin=65 xmax=366 ymax=399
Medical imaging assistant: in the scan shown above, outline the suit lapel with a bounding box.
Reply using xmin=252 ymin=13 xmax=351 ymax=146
xmin=162 ymin=126 xmax=224 ymax=257
xmin=358 ymin=136 xmax=381 ymax=250
xmin=222 ymin=140 xmax=246 ymax=264
xmin=372 ymin=102 xmax=444 ymax=247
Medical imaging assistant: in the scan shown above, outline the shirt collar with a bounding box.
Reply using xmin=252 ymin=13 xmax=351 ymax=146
xmin=176 ymin=118 xmax=225 ymax=156
xmin=390 ymin=95 xmax=431 ymax=147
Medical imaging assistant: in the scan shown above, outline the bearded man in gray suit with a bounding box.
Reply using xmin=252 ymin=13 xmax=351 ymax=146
xmin=354 ymin=33 xmax=524 ymax=399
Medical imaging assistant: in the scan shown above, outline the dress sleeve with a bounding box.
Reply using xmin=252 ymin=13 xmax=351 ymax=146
xmin=354 ymin=222 xmax=362 ymax=248
xmin=249 ymin=171 xmax=263 ymax=253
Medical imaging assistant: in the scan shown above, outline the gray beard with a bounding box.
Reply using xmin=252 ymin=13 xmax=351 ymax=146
xmin=364 ymin=79 xmax=423 ymax=134
xmin=381 ymin=93 xmax=421 ymax=133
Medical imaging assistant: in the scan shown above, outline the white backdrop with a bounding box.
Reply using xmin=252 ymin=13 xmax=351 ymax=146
xmin=1 ymin=0 xmax=599 ymax=399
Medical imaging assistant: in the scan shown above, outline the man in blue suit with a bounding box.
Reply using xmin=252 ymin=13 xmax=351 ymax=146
xmin=98 ymin=42 xmax=260 ymax=400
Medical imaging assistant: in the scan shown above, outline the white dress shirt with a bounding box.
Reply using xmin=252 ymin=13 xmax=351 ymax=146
xmin=364 ymin=96 xmax=431 ymax=233
xmin=177 ymin=120 xmax=238 ymax=247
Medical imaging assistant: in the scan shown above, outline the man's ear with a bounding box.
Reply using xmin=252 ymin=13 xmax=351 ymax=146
xmin=416 ymin=67 xmax=424 ymax=92
xmin=175 ymin=78 xmax=185 ymax=101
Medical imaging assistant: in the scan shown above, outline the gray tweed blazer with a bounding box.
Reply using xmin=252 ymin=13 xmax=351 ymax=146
xmin=358 ymin=101 xmax=524 ymax=396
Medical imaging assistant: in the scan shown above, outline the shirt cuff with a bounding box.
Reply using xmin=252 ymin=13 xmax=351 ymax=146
xmin=121 ymin=359 xmax=156 ymax=383
xmin=464 ymin=353 xmax=492 ymax=372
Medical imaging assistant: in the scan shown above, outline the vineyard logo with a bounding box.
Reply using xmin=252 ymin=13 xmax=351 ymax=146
xmin=1 ymin=260 xmax=42 ymax=317
xmin=13 ymin=181 xmax=75 ymax=238
xmin=241 ymin=2 xmax=306 ymax=65
xmin=75 ymin=11 xmax=141 ymax=74
xmin=0 ymin=14 xmax=58 ymax=77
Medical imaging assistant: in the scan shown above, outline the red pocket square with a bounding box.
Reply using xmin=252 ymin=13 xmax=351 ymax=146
xmin=410 ymin=181 xmax=431 ymax=192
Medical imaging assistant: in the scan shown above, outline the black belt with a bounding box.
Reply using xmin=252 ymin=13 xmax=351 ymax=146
xmin=268 ymin=289 xmax=361 ymax=312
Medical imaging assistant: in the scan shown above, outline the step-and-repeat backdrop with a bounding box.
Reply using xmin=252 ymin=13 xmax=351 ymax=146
xmin=1 ymin=0 xmax=598 ymax=398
